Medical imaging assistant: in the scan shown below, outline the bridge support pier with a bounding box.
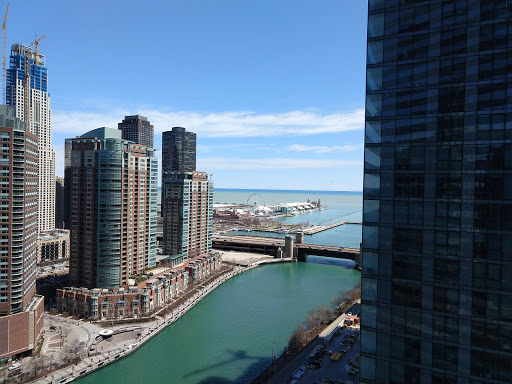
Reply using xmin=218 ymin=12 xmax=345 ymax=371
xmin=297 ymin=252 xmax=308 ymax=262
xmin=285 ymin=236 xmax=294 ymax=259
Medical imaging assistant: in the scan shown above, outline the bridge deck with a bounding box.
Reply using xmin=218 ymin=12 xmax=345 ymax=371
xmin=212 ymin=235 xmax=360 ymax=261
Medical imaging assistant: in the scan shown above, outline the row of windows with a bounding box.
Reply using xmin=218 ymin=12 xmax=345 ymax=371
xmin=368 ymin=21 xmax=511 ymax=58
xmin=363 ymin=231 xmax=512 ymax=262
xmin=383 ymin=255 xmax=512 ymax=290
xmin=367 ymin=83 xmax=512 ymax=118
xmin=366 ymin=189 xmax=512 ymax=228
xmin=364 ymin=278 xmax=512 ymax=321
xmin=366 ymin=173 xmax=512 ymax=202
xmin=366 ymin=114 xmax=512 ymax=144
xmin=369 ymin=0 xmax=511 ymax=25
xmin=368 ymin=54 xmax=512 ymax=91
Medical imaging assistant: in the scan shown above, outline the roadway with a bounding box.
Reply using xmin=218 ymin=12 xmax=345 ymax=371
xmin=212 ymin=235 xmax=360 ymax=261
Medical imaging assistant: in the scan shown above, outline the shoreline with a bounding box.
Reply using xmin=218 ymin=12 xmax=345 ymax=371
xmin=29 ymin=258 xmax=292 ymax=384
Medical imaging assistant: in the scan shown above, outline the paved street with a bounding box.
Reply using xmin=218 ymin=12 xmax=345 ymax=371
xmin=262 ymin=301 xmax=361 ymax=384
xmin=266 ymin=339 xmax=323 ymax=384
xmin=299 ymin=326 xmax=360 ymax=384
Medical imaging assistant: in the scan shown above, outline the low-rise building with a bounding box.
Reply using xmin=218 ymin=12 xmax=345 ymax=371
xmin=37 ymin=229 xmax=70 ymax=263
xmin=56 ymin=252 xmax=222 ymax=319
xmin=186 ymin=254 xmax=220 ymax=282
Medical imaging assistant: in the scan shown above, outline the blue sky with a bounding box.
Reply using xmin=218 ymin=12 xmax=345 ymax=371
xmin=10 ymin=0 xmax=368 ymax=191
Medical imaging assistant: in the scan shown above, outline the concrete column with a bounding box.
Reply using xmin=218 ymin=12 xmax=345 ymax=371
xmin=285 ymin=236 xmax=294 ymax=259
xmin=296 ymin=231 xmax=304 ymax=244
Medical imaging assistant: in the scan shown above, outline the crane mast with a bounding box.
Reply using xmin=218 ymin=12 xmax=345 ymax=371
xmin=21 ymin=34 xmax=46 ymax=129
xmin=2 ymin=3 xmax=9 ymax=105
xmin=32 ymin=34 xmax=46 ymax=66
xmin=23 ymin=51 xmax=30 ymax=128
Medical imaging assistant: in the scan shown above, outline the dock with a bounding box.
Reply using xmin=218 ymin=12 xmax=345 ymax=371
xmin=301 ymin=221 xmax=362 ymax=235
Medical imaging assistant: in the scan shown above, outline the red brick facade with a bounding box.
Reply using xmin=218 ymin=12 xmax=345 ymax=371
xmin=57 ymin=253 xmax=222 ymax=319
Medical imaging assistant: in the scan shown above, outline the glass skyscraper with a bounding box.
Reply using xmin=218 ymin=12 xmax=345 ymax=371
xmin=68 ymin=128 xmax=157 ymax=289
xmin=118 ymin=114 xmax=154 ymax=148
xmin=361 ymin=1 xmax=512 ymax=383
xmin=162 ymin=127 xmax=197 ymax=178
xmin=162 ymin=172 xmax=213 ymax=265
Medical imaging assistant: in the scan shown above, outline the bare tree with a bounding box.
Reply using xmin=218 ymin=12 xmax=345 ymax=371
xmin=287 ymin=324 xmax=308 ymax=354
xmin=330 ymin=290 xmax=349 ymax=309
xmin=304 ymin=308 xmax=320 ymax=330
xmin=317 ymin=304 xmax=334 ymax=324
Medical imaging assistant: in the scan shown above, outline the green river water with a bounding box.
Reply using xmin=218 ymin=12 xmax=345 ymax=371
xmin=76 ymin=258 xmax=360 ymax=384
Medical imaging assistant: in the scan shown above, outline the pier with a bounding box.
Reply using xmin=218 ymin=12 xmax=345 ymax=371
xmin=300 ymin=220 xmax=361 ymax=235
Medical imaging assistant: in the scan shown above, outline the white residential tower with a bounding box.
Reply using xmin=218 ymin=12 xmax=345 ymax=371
xmin=7 ymin=43 xmax=55 ymax=232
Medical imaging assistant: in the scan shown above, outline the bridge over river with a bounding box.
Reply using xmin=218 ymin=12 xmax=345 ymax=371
xmin=212 ymin=235 xmax=360 ymax=263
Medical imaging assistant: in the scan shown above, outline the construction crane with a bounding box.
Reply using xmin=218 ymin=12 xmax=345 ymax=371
xmin=2 ymin=2 xmax=9 ymax=105
xmin=32 ymin=34 xmax=46 ymax=65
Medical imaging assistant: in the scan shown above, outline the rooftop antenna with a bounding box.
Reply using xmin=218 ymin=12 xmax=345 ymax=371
xmin=32 ymin=34 xmax=46 ymax=65
xmin=2 ymin=2 xmax=9 ymax=104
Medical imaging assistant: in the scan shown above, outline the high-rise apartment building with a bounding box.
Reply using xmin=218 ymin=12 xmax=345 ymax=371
xmin=0 ymin=106 xmax=44 ymax=361
xmin=162 ymin=127 xmax=196 ymax=178
xmin=63 ymin=137 xmax=73 ymax=230
xmin=7 ymin=43 xmax=55 ymax=232
xmin=162 ymin=172 xmax=213 ymax=266
xmin=68 ymin=128 xmax=157 ymax=289
xmin=55 ymin=176 xmax=65 ymax=229
xmin=118 ymin=115 xmax=154 ymax=148
xmin=361 ymin=1 xmax=512 ymax=383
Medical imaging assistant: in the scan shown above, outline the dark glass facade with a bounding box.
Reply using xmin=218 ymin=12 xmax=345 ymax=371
xmin=361 ymin=1 xmax=512 ymax=383
xmin=162 ymin=127 xmax=196 ymax=178
xmin=118 ymin=115 xmax=154 ymax=148
xmin=55 ymin=176 xmax=65 ymax=229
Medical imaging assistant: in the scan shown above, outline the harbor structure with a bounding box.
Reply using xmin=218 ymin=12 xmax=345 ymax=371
xmin=67 ymin=127 xmax=158 ymax=289
xmin=7 ymin=43 xmax=55 ymax=232
xmin=0 ymin=106 xmax=44 ymax=362
xmin=118 ymin=114 xmax=154 ymax=148
xmin=361 ymin=1 xmax=512 ymax=383
xmin=36 ymin=229 xmax=69 ymax=263
xmin=161 ymin=171 xmax=213 ymax=266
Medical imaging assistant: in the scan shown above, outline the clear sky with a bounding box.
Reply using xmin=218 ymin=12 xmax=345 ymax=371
xmin=10 ymin=0 xmax=368 ymax=191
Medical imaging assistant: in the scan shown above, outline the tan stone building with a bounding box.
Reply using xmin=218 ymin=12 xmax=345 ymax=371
xmin=36 ymin=229 xmax=70 ymax=263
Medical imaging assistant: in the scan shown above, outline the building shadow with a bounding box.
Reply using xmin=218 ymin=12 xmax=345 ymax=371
xmin=184 ymin=348 xmax=272 ymax=384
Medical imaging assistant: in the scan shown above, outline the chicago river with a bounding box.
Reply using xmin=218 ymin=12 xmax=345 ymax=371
xmin=75 ymin=259 xmax=360 ymax=384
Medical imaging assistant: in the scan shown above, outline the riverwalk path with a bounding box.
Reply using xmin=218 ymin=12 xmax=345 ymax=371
xmin=25 ymin=257 xmax=291 ymax=384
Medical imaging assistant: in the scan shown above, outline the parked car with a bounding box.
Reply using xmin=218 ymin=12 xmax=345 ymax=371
xmin=8 ymin=362 xmax=20 ymax=371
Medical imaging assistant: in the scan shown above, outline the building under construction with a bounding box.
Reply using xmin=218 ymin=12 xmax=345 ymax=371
xmin=7 ymin=42 xmax=56 ymax=232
